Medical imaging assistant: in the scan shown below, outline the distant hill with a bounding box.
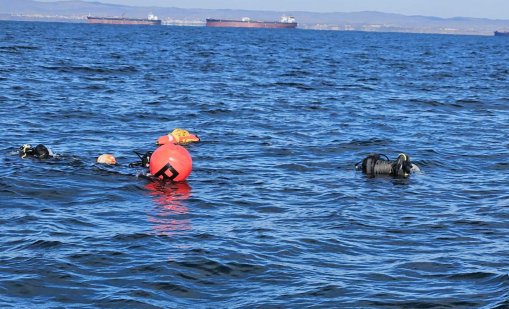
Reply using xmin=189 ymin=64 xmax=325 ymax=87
xmin=1 ymin=0 xmax=509 ymax=35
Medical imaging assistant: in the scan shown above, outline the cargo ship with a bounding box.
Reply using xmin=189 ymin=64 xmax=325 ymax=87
xmin=206 ymin=16 xmax=297 ymax=29
xmin=494 ymin=31 xmax=509 ymax=36
xmin=87 ymin=14 xmax=161 ymax=25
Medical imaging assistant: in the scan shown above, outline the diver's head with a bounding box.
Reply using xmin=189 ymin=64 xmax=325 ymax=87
xmin=19 ymin=144 xmax=32 ymax=158
xmin=34 ymin=144 xmax=50 ymax=159
xmin=128 ymin=151 xmax=153 ymax=168
xmin=97 ymin=154 xmax=117 ymax=165
xmin=394 ymin=153 xmax=413 ymax=177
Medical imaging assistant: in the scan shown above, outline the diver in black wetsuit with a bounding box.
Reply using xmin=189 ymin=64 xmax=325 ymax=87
xmin=18 ymin=144 xmax=52 ymax=159
xmin=355 ymin=153 xmax=420 ymax=178
xmin=128 ymin=151 xmax=153 ymax=168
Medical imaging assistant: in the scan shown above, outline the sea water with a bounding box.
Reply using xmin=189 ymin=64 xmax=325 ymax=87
xmin=1 ymin=21 xmax=508 ymax=308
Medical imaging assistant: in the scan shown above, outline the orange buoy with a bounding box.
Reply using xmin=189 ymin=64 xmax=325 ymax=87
xmin=149 ymin=143 xmax=192 ymax=182
xmin=156 ymin=128 xmax=200 ymax=145
xmin=97 ymin=154 xmax=116 ymax=165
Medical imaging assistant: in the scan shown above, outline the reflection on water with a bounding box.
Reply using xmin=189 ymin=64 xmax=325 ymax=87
xmin=145 ymin=181 xmax=192 ymax=237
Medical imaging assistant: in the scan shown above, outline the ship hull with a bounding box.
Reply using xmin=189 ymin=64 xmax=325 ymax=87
xmin=206 ymin=19 xmax=297 ymax=29
xmin=494 ymin=31 xmax=509 ymax=36
xmin=87 ymin=17 xmax=161 ymax=26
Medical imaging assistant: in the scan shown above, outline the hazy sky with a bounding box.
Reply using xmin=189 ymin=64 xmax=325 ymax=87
xmin=36 ymin=0 xmax=509 ymax=19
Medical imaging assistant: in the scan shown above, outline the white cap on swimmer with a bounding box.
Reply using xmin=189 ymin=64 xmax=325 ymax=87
xmin=97 ymin=154 xmax=116 ymax=165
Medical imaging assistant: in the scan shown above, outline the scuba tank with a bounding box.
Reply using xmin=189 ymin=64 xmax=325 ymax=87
xmin=356 ymin=153 xmax=414 ymax=178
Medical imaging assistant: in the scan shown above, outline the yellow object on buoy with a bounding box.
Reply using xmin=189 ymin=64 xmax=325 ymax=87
xmin=156 ymin=128 xmax=200 ymax=145
xmin=97 ymin=154 xmax=117 ymax=165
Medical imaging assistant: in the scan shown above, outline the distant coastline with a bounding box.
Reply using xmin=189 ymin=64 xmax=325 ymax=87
xmin=1 ymin=0 xmax=509 ymax=35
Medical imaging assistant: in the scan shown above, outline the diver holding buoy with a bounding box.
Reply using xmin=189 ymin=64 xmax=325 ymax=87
xmin=355 ymin=153 xmax=420 ymax=178
xmin=127 ymin=151 xmax=153 ymax=168
xmin=95 ymin=128 xmax=199 ymax=182
xmin=123 ymin=128 xmax=199 ymax=168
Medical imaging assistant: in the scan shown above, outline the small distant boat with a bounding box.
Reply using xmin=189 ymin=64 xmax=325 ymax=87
xmin=494 ymin=31 xmax=509 ymax=36
xmin=206 ymin=16 xmax=297 ymax=29
xmin=87 ymin=14 xmax=161 ymax=25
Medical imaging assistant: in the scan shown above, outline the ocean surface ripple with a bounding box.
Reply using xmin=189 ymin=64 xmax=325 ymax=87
xmin=1 ymin=21 xmax=509 ymax=308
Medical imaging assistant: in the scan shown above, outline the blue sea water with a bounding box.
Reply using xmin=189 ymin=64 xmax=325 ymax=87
xmin=1 ymin=20 xmax=509 ymax=308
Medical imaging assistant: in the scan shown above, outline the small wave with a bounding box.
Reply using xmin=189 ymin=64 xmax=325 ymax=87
xmin=361 ymin=299 xmax=480 ymax=308
xmin=455 ymin=98 xmax=481 ymax=104
xmin=408 ymin=98 xmax=447 ymax=107
xmin=41 ymin=65 xmax=138 ymax=74
xmin=356 ymin=77 xmax=380 ymax=82
xmin=348 ymin=138 xmax=392 ymax=147
xmin=446 ymin=271 xmax=501 ymax=281
xmin=256 ymin=206 xmax=286 ymax=213
xmin=338 ymin=84 xmax=375 ymax=91
xmin=274 ymin=163 xmax=314 ymax=172
xmin=493 ymin=163 xmax=509 ymax=171
xmin=112 ymin=233 xmax=152 ymax=242
xmin=397 ymin=261 xmax=456 ymax=273
xmin=84 ymin=84 xmax=109 ymax=90
xmin=293 ymin=284 xmax=346 ymax=298
xmin=25 ymin=239 xmax=63 ymax=249
xmin=432 ymin=72 xmax=455 ymax=79
xmin=151 ymin=281 xmax=190 ymax=294
xmin=281 ymin=70 xmax=312 ymax=77
xmin=172 ymin=258 xmax=265 ymax=278
xmin=0 ymin=45 xmax=38 ymax=53
xmin=272 ymin=82 xmax=315 ymax=90
xmin=195 ymin=50 xmax=217 ymax=57
xmin=204 ymin=108 xmax=233 ymax=115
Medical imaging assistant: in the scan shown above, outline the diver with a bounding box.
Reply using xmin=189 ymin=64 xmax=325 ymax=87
xmin=355 ymin=153 xmax=420 ymax=178
xmin=18 ymin=144 xmax=52 ymax=159
xmin=101 ymin=145 xmax=192 ymax=182
xmin=127 ymin=151 xmax=153 ymax=168
xmin=18 ymin=143 xmax=88 ymax=169
xmin=122 ymin=128 xmax=198 ymax=182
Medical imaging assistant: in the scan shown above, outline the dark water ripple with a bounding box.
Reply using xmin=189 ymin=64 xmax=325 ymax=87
xmin=1 ymin=21 xmax=509 ymax=307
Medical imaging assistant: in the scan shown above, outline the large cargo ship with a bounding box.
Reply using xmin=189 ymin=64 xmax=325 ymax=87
xmin=87 ymin=14 xmax=161 ymax=25
xmin=494 ymin=31 xmax=509 ymax=36
xmin=206 ymin=16 xmax=297 ymax=29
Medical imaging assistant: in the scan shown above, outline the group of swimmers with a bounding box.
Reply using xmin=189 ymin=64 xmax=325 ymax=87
xmin=18 ymin=128 xmax=420 ymax=181
xmin=18 ymin=128 xmax=201 ymax=181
